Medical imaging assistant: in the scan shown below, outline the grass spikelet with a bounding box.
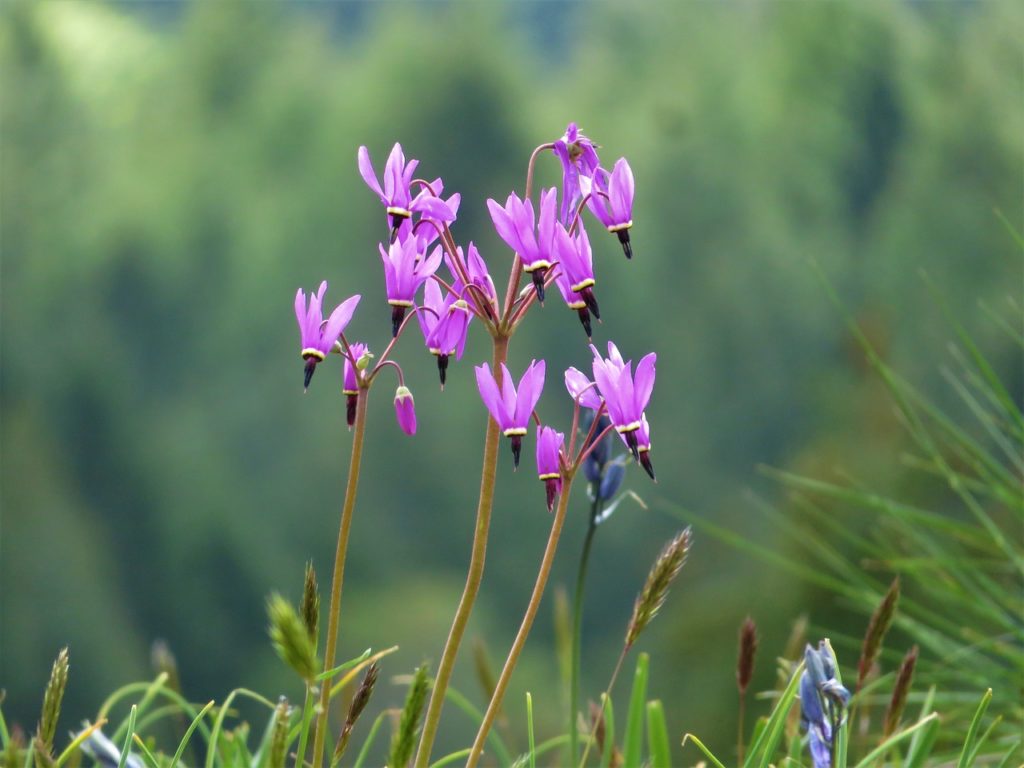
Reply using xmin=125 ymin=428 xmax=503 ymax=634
xmin=857 ymin=576 xmax=900 ymax=691
xmin=36 ymin=648 xmax=69 ymax=758
xmin=268 ymin=697 xmax=290 ymax=768
xmin=267 ymin=593 xmax=319 ymax=682
xmin=736 ymin=616 xmax=758 ymax=694
xmin=300 ymin=561 xmax=319 ymax=646
xmin=388 ymin=664 xmax=429 ymax=768
xmin=333 ymin=662 xmax=378 ymax=764
xmin=5 ymin=730 xmax=23 ymax=768
xmin=883 ymin=645 xmax=918 ymax=738
xmin=625 ymin=528 xmax=691 ymax=649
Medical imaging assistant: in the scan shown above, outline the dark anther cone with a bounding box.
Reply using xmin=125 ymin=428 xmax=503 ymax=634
xmin=389 ymin=212 xmax=407 ymax=243
xmin=545 ymin=478 xmax=560 ymax=512
xmin=624 ymin=430 xmax=640 ymax=461
xmin=531 ymin=269 xmax=547 ymax=303
xmin=576 ymin=308 xmax=593 ymax=339
xmin=391 ymin=306 xmax=406 ymax=337
xmin=436 ymin=354 xmax=450 ymax=388
xmin=346 ymin=393 xmax=358 ymax=428
xmin=303 ymin=358 xmax=317 ymax=390
xmin=580 ymin=287 xmax=601 ymax=319
xmin=510 ymin=435 xmax=523 ymax=469
xmin=639 ymin=451 xmax=656 ymax=481
xmin=616 ymin=229 xmax=633 ymax=260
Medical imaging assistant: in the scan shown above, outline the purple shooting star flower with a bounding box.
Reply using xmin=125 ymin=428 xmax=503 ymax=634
xmin=553 ymin=123 xmax=601 ymax=224
xmin=553 ymin=224 xmax=600 ymax=338
xmin=418 ymin=279 xmax=472 ymax=388
xmin=587 ymin=158 xmax=635 ymax=259
xmin=446 ymin=242 xmax=497 ymax=319
xmin=394 ymin=385 xmax=417 ymax=436
xmin=342 ymin=342 xmax=369 ymax=428
xmin=294 ymin=281 xmax=361 ymax=390
xmin=564 ymin=366 xmax=602 ymax=410
xmin=486 ymin=188 xmax=558 ymax=303
xmin=358 ymin=145 xmax=455 ymax=238
xmin=379 ymin=235 xmax=443 ymax=336
xmin=535 ymin=425 xmax=565 ymax=512
xmin=590 ymin=342 xmax=656 ymax=474
xmin=475 ymin=359 xmax=546 ymax=468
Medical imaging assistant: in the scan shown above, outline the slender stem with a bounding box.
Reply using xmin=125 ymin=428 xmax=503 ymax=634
xmin=414 ymin=336 xmax=509 ymax=768
xmin=569 ymin=502 xmax=601 ymax=768
xmin=310 ymin=388 xmax=371 ymax=768
xmin=577 ymin=647 xmax=628 ymax=768
xmin=737 ymin=692 xmax=746 ymax=765
xmin=466 ymin=471 xmax=578 ymax=768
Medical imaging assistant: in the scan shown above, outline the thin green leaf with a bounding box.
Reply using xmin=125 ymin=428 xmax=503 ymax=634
xmin=902 ymin=686 xmax=937 ymax=768
xmin=315 ymin=650 xmax=372 ymax=682
xmin=743 ymin=660 xmax=804 ymax=768
xmin=526 ymin=693 xmax=535 ymax=768
xmin=852 ymin=713 xmax=940 ymax=768
xmin=351 ymin=711 xmax=386 ymax=768
xmin=645 ymin=700 xmax=670 ymax=768
xmin=994 ymin=739 xmax=1022 ymax=768
xmin=204 ymin=690 xmax=275 ymax=768
xmin=130 ymin=735 xmax=159 ymax=768
xmin=957 ymin=688 xmax=993 ymax=768
xmin=116 ymin=706 xmax=137 ymax=768
xmin=53 ymin=721 xmax=107 ymax=768
xmin=169 ymin=701 xmax=214 ymax=768
xmin=622 ymin=653 xmax=648 ymax=768
xmin=680 ymin=734 xmax=727 ymax=768
xmin=429 ymin=748 xmax=471 ymax=768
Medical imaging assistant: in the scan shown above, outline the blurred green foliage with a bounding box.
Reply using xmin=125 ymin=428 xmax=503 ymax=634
xmin=1 ymin=0 xmax=1020 ymax=758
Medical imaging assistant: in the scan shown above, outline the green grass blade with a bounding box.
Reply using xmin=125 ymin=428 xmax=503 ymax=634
xmin=902 ymin=686 xmax=937 ymax=768
xmin=743 ymin=660 xmax=803 ymax=768
xmin=205 ymin=690 xmax=275 ymax=768
xmin=54 ymin=721 xmax=107 ymax=768
xmin=131 ymin=735 xmax=160 ymax=768
xmin=429 ymin=748 xmax=472 ymax=768
xmin=957 ymin=688 xmax=992 ymax=768
xmin=680 ymin=734 xmax=727 ymax=768
xmin=351 ymin=711 xmax=386 ymax=768
xmin=622 ymin=653 xmax=649 ymax=768
xmin=117 ymin=706 xmax=138 ymax=768
xmin=851 ymin=713 xmax=940 ymax=768
xmin=526 ymin=693 xmax=535 ymax=768
xmin=966 ymin=715 xmax=1003 ymax=767
xmin=169 ymin=700 xmax=214 ymax=768
xmin=315 ymin=649 xmax=372 ymax=682
xmin=995 ymin=739 xmax=1022 ymax=768
xmin=600 ymin=693 xmax=616 ymax=768
xmin=645 ymin=700 xmax=670 ymax=768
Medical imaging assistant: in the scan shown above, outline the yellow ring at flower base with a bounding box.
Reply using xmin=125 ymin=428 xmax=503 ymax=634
xmin=522 ymin=260 xmax=553 ymax=273
xmin=571 ymin=278 xmax=596 ymax=293
xmin=607 ymin=221 xmax=633 ymax=233
xmin=503 ymin=427 xmax=528 ymax=437
xmin=538 ymin=472 xmax=560 ymax=481
xmin=386 ymin=206 xmax=412 ymax=218
xmin=301 ymin=348 xmax=326 ymax=361
xmin=387 ymin=299 xmax=414 ymax=307
xmin=615 ymin=421 xmax=642 ymax=434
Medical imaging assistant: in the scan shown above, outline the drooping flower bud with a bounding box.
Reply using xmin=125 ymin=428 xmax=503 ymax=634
xmin=394 ymin=386 xmax=417 ymax=436
xmin=535 ymin=426 xmax=565 ymax=512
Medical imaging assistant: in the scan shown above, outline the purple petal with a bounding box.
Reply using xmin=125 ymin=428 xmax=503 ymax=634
xmin=475 ymin=363 xmax=507 ymax=427
xmin=357 ymin=146 xmax=384 ymax=201
xmin=321 ymin=294 xmax=361 ymax=351
xmin=383 ymin=143 xmax=404 ymax=202
xmin=295 ymin=288 xmax=307 ymax=338
xmin=633 ymin=352 xmax=657 ymax=413
xmin=564 ymin=367 xmax=602 ymax=410
xmin=411 ymin=195 xmax=456 ymax=222
xmin=498 ymin=362 xmax=517 ymax=424
xmin=611 ymin=158 xmax=634 ymax=218
xmin=394 ymin=386 xmax=417 ymax=436
xmin=514 ymin=360 xmax=546 ymax=427
xmin=487 ymin=198 xmax=523 ymax=254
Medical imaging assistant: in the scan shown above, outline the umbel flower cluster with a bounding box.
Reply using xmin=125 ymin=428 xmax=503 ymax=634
xmin=291 ymin=124 xmax=657 ymax=768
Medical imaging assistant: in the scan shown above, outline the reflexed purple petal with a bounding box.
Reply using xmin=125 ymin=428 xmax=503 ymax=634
xmin=410 ymin=195 xmax=456 ymax=222
xmin=537 ymin=188 xmax=558 ymax=254
xmin=611 ymin=158 xmax=634 ymax=216
xmin=487 ymin=198 xmax=521 ymax=253
xmin=295 ymin=288 xmax=308 ymax=340
xmin=535 ymin=425 xmax=563 ymax=478
xmin=383 ymin=143 xmax=404 ymax=201
xmin=514 ymin=360 xmax=546 ymax=427
xmin=632 ymin=352 xmax=656 ymax=413
xmin=564 ymin=367 xmax=602 ymax=410
xmin=320 ymin=294 xmax=361 ymax=352
xmin=357 ymin=146 xmax=384 ymax=200
xmin=419 ymin=279 xmax=445 ymax=340
xmin=475 ymin=363 xmax=508 ymax=428
xmin=498 ymin=363 xmax=517 ymax=424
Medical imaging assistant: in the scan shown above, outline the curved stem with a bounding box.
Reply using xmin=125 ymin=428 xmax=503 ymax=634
xmin=569 ymin=503 xmax=601 ymax=767
xmin=414 ymin=336 xmax=509 ymax=768
xmin=310 ymin=388 xmax=371 ymax=768
xmin=466 ymin=471 xmax=577 ymax=768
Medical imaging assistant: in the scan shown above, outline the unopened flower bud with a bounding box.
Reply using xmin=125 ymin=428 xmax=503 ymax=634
xmin=394 ymin=386 xmax=417 ymax=436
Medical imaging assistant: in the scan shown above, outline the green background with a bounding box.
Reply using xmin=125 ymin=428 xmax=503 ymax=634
xmin=2 ymin=0 xmax=1020 ymax=760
